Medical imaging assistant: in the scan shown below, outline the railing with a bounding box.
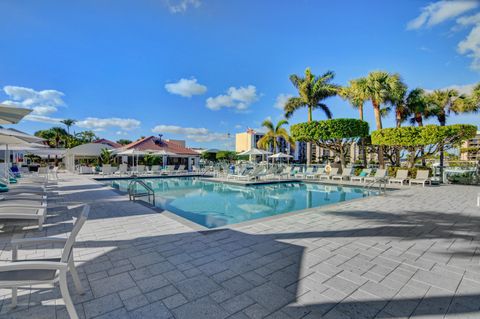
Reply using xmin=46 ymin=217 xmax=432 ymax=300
xmin=128 ymin=179 xmax=155 ymax=205
xmin=364 ymin=177 xmax=388 ymax=195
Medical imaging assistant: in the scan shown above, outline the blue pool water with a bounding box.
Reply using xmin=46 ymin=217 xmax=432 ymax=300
xmin=107 ymin=177 xmax=376 ymax=228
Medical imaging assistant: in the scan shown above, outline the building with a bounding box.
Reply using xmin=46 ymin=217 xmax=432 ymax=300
xmin=460 ymin=131 xmax=480 ymax=161
xmin=94 ymin=139 xmax=122 ymax=149
xmin=122 ymin=136 xmax=200 ymax=170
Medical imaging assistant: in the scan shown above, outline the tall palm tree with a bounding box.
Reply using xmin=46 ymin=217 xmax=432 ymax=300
xmin=50 ymin=127 xmax=68 ymax=148
xmin=284 ymin=68 xmax=339 ymax=164
xmin=363 ymin=71 xmax=405 ymax=167
xmin=406 ymin=88 xmax=428 ymax=127
xmin=257 ymin=119 xmax=295 ymax=153
xmin=76 ymin=130 xmax=98 ymax=143
xmin=339 ymin=78 xmax=369 ymax=165
xmin=60 ymin=119 xmax=76 ymax=135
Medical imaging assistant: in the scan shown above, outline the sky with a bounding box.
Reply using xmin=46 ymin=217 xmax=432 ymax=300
xmin=0 ymin=0 xmax=479 ymax=149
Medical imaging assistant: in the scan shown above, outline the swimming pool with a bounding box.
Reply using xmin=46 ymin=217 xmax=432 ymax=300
xmin=106 ymin=177 xmax=376 ymax=228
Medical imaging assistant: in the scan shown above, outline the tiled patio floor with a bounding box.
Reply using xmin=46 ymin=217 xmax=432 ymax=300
xmin=0 ymin=174 xmax=479 ymax=318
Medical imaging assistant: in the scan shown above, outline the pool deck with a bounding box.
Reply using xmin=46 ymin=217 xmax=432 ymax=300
xmin=1 ymin=173 xmax=480 ymax=318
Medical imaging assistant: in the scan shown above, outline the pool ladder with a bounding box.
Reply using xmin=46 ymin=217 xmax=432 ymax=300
xmin=128 ymin=179 xmax=156 ymax=206
xmin=364 ymin=177 xmax=388 ymax=195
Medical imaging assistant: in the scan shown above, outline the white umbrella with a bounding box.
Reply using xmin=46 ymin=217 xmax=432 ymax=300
xmin=144 ymin=149 xmax=177 ymax=168
xmin=268 ymin=152 xmax=293 ymax=164
xmin=116 ymin=149 xmax=150 ymax=171
xmin=0 ymin=104 xmax=32 ymax=124
xmin=238 ymin=148 xmax=272 ymax=162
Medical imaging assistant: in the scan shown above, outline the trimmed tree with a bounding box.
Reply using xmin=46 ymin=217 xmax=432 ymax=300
xmin=371 ymin=124 xmax=477 ymax=168
xmin=291 ymin=119 xmax=369 ymax=168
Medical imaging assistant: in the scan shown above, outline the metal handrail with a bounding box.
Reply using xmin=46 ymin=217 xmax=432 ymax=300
xmin=128 ymin=179 xmax=155 ymax=205
xmin=364 ymin=177 xmax=388 ymax=195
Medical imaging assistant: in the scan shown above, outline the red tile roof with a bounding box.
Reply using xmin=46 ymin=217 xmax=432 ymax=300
xmin=94 ymin=139 xmax=122 ymax=148
xmin=122 ymin=136 xmax=199 ymax=156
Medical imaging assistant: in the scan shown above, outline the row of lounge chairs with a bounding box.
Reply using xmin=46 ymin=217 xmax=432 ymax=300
xmin=0 ymin=170 xmax=89 ymax=319
xmin=295 ymin=167 xmax=432 ymax=187
xmin=99 ymin=164 xmax=200 ymax=176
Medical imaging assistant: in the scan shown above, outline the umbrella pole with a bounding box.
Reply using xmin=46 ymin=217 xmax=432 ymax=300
xmin=4 ymin=144 xmax=8 ymax=183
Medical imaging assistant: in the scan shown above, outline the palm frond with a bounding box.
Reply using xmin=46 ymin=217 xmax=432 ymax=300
xmin=284 ymin=97 xmax=306 ymax=118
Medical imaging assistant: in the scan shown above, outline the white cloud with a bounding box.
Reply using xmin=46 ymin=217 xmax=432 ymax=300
xmin=152 ymin=124 xmax=231 ymax=143
xmin=152 ymin=125 xmax=208 ymax=135
xmin=234 ymin=124 xmax=243 ymax=129
xmin=24 ymin=114 xmax=63 ymax=124
xmin=77 ymin=117 xmax=141 ymax=131
xmin=407 ymin=0 xmax=478 ymax=30
xmin=206 ymin=85 xmax=259 ymax=111
xmin=166 ymin=0 xmax=201 ymax=13
xmin=273 ymin=93 xmax=293 ymax=110
xmin=164 ymin=78 xmax=207 ymax=97
xmin=458 ymin=23 xmax=480 ymax=70
xmin=427 ymin=82 xmax=478 ymax=95
xmin=2 ymin=85 xmax=66 ymax=116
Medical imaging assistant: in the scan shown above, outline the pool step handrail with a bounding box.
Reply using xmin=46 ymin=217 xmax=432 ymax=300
xmin=128 ymin=179 xmax=155 ymax=205
xmin=364 ymin=177 xmax=387 ymax=195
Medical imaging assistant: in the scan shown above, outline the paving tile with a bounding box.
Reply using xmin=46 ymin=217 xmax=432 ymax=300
xmin=136 ymin=273 xmax=170 ymax=293
xmin=162 ymin=293 xmax=188 ymax=309
xmin=221 ymin=293 xmax=255 ymax=314
xmin=175 ymin=275 xmax=222 ymax=300
xmin=89 ymin=272 xmax=136 ymax=297
xmin=128 ymin=300 xmax=173 ymax=319
xmin=172 ymin=295 xmax=229 ymax=319
xmin=83 ymin=293 xmax=123 ymax=319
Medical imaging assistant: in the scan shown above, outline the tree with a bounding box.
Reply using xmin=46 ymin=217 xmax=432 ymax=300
xmin=60 ymin=119 xmax=76 ymax=135
xmin=284 ymin=68 xmax=339 ymax=164
xmin=99 ymin=148 xmax=113 ymax=165
xmin=371 ymin=124 xmax=477 ymax=168
xmin=76 ymin=130 xmax=98 ymax=143
xmin=34 ymin=129 xmax=56 ymax=148
xmin=291 ymin=119 xmax=369 ymax=168
xmin=116 ymin=139 xmax=132 ymax=146
xmin=216 ymin=151 xmax=237 ymax=162
xmin=256 ymin=119 xmax=295 ymax=153
xmin=362 ymin=71 xmax=405 ymax=167
xmin=339 ymin=78 xmax=369 ymax=165
xmin=406 ymin=88 xmax=428 ymax=127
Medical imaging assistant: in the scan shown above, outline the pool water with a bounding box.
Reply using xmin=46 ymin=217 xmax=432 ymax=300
xmin=107 ymin=177 xmax=376 ymax=228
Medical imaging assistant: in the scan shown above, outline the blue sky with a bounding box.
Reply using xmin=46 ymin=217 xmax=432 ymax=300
xmin=0 ymin=0 xmax=479 ymax=149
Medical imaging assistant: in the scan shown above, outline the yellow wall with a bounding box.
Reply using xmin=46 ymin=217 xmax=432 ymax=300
xmin=235 ymin=133 xmax=252 ymax=153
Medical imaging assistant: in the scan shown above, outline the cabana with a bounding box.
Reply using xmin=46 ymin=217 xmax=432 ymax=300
xmin=65 ymin=143 xmax=114 ymax=173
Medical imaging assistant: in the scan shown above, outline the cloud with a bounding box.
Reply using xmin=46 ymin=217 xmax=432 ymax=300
xmin=234 ymin=124 xmax=243 ymax=129
xmin=206 ymin=85 xmax=259 ymax=111
xmin=77 ymin=117 xmax=141 ymax=131
xmin=427 ymin=83 xmax=478 ymax=95
xmin=458 ymin=23 xmax=480 ymax=70
xmin=407 ymin=0 xmax=478 ymax=30
xmin=164 ymin=78 xmax=207 ymax=97
xmin=273 ymin=93 xmax=293 ymax=110
xmin=152 ymin=124 xmax=231 ymax=143
xmin=2 ymin=85 xmax=66 ymax=116
xmin=152 ymin=125 xmax=208 ymax=135
xmin=24 ymin=114 xmax=64 ymax=124
xmin=166 ymin=0 xmax=201 ymax=13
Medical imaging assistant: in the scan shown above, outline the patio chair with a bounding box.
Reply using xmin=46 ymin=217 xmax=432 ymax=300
xmin=309 ymin=167 xmax=324 ymax=179
xmin=409 ymin=170 xmax=431 ymax=187
xmin=136 ymin=165 xmax=146 ymax=175
xmin=0 ymin=205 xmax=90 ymax=319
xmin=148 ymin=165 xmax=161 ymax=175
xmin=174 ymin=165 xmax=186 ymax=175
xmin=0 ymin=202 xmax=48 ymax=230
xmin=319 ymin=167 xmax=339 ymax=180
xmin=331 ymin=167 xmax=354 ymax=181
xmin=100 ymin=164 xmax=112 ymax=175
xmin=295 ymin=167 xmax=314 ymax=179
xmin=114 ymin=164 xmax=128 ymax=176
xmin=364 ymin=169 xmax=387 ymax=183
xmin=351 ymin=169 xmax=371 ymax=183
xmin=389 ymin=169 xmax=409 ymax=186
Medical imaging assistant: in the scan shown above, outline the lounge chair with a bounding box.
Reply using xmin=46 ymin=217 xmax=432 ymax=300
xmin=147 ymin=165 xmax=161 ymax=175
xmin=0 ymin=202 xmax=48 ymax=230
xmin=114 ymin=164 xmax=128 ymax=176
xmin=237 ymin=166 xmax=265 ymax=181
xmin=364 ymin=169 xmax=387 ymax=184
xmin=227 ymin=167 xmax=251 ymax=180
xmin=309 ymin=167 xmax=325 ymax=179
xmin=331 ymin=167 xmax=354 ymax=181
xmin=409 ymin=170 xmax=431 ymax=187
xmin=174 ymin=165 xmax=186 ymax=175
xmin=389 ymin=169 xmax=409 ymax=186
xmin=351 ymin=169 xmax=372 ymax=183
xmin=0 ymin=205 xmax=89 ymax=319
xmin=319 ymin=167 xmax=339 ymax=180
xmin=295 ymin=167 xmax=314 ymax=179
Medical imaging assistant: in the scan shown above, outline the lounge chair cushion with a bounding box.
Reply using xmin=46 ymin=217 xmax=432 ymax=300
xmin=0 ymin=186 xmax=8 ymax=192
xmin=359 ymin=172 xmax=367 ymax=177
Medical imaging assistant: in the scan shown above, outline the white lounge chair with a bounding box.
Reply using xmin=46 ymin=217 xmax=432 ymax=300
xmin=114 ymin=164 xmax=128 ymax=176
xmin=351 ymin=169 xmax=372 ymax=183
xmin=331 ymin=167 xmax=354 ymax=181
xmin=0 ymin=202 xmax=48 ymax=230
xmin=295 ymin=167 xmax=314 ymax=179
xmin=364 ymin=169 xmax=387 ymax=183
xmin=0 ymin=205 xmax=89 ymax=319
xmin=310 ymin=167 xmax=325 ymax=179
xmin=409 ymin=170 xmax=431 ymax=187
xmin=389 ymin=169 xmax=409 ymax=186
xmin=319 ymin=167 xmax=339 ymax=180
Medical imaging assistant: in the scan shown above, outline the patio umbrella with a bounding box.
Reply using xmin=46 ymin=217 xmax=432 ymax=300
xmin=150 ymin=149 xmax=177 ymax=168
xmin=116 ymin=149 xmax=150 ymax=171
xmin=0 ymin=128 xmax=44 ymax=182
xmin=0 ymin=104 xmax=32 ymax=124
xmin=269 ymin=152 xmax=293 ymax=164
xmin=238 ymin=148 xmax=272 ymax=162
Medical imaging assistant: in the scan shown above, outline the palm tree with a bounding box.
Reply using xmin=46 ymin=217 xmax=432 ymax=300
xmin=50 ymin=127 xmax=68 ymax=148
xmin=76 ymin=130 xmax=98 ymax=143
xmin=284 ymin=68 xmax=339 ymax=164
xmin=257 ymin=119 xmax=295 ymax=153
xmin=406 ymin=88 xmax=428 ymax=127
xmin=34 ymin=129 xmax=56 ymax=148
xmin=363 ymin=71 xmax=405 ymax=167
xmin=339 ymin=78 xmax=369 ymax=165
xmin=60 ymin=119 xmax=76 ymax=135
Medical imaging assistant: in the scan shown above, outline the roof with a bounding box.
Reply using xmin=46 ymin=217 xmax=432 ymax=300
xmin=122 ymin=136 xmax=199 ymax=156
xmin=94 ymin=138 xmax=122 ymax=148
xmin=66 ymin=143 xmax=113 ymax=157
